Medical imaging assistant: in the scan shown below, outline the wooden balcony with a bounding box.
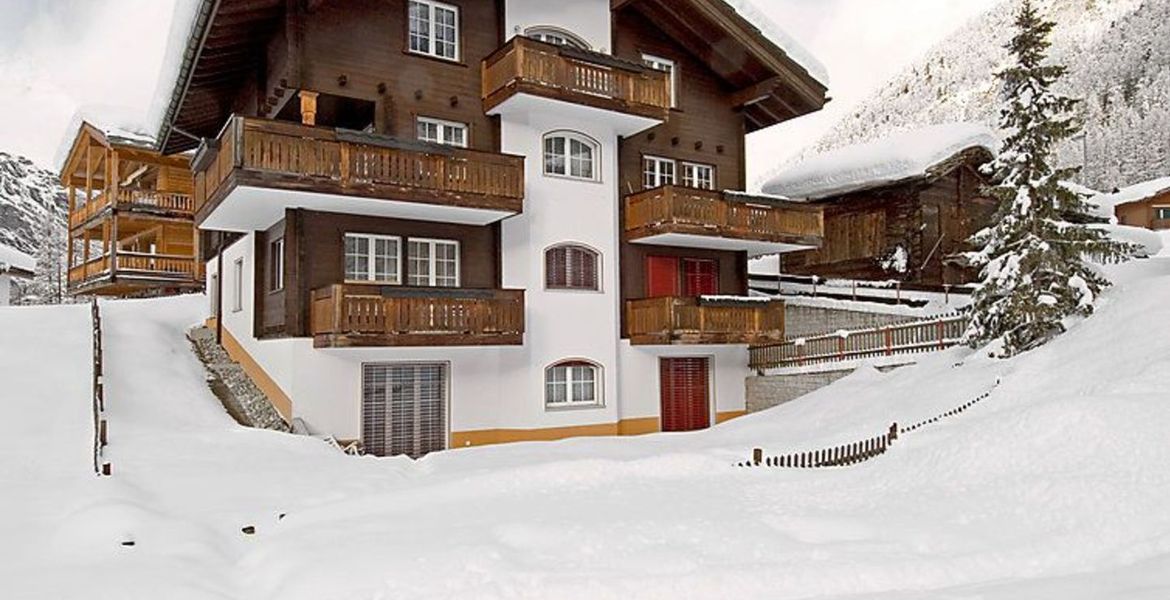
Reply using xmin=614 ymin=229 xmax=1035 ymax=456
xmin=482 ymin=36 xmax=672 ymax=122
xmin=625 ymin=296 xmax=785 ymax=345
xmin=192 ymin=117 xmax=526 ymax=230
xmin=624 ymin=186 xmax=824 ymax=253
xmin=70 ymin=189 xmax=195 ymax=229
xmin=310 ymin=284 xmax=526 ymax=348
xmin=68 ymin=252 xmax=203 ymax=296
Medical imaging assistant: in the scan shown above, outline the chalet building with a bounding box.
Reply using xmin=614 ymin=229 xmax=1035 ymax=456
xmin=761 ymin=124 xmax=999 ymax=287
xmin=60 ymin=123 xmax=202 ymax=297
xmin=152 ymin=0 xmax=828 ymax=456
xmin=0 ymin=244 xmax=35 ymax=306
xmin=1093 ymin=177 xmax=1170 ymax=231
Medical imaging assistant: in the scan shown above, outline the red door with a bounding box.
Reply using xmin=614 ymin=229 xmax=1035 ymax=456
xmin=682 ymin=259 xmax=719 ymax=296
xmin=660 ymin=357 xmax=711 ymax=432
xmin=646 ymin=256 xmax=680 ymax=297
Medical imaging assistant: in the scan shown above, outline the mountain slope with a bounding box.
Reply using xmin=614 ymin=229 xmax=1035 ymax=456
xmin=0 ymin=151 xmax=67 ymax=254
xmin=793 ymin=0 xmax=1169 ymax=191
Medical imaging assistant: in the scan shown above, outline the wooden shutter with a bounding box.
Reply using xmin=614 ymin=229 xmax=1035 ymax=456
xmin=682 ymin=258 xmax=719 ymax=296
xmin=659 ymin=358 xmax=710 ymax=432
xmin=646 ymin=256 xmax=679 ymax=297
xmin=362 ymin=363 xmax=447 ymax=458
xmin=546 ymin=245 xmax=598 ymax=290
xmin=546 ymin=246 xmax=569 ymax=288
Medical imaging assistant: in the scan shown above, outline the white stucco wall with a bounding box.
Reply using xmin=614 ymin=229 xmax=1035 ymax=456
xmin=618 ymin=343 xmax=752 ymax=422
xmin=504 ymin=0 xmax=612 ymax=52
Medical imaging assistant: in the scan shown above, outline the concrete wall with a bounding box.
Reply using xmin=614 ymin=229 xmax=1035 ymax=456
xmin=745 ymin=369 xmax=854 ymax=413
xmin=784 ymin=304 xmax=914 ymax=339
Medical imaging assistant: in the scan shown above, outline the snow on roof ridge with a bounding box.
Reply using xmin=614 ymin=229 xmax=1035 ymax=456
xmin=762 ymin=123 xmax=999 ymax=201
xmin=52 ymin=106 xmax=156 ymax=174
xmin=719 ymin=0 xmax=829 ymax=86
xmin=1089 ymin=176 xmax=1170 ymax=216
xmin=0 ymin=244 xmax=36 ymax=275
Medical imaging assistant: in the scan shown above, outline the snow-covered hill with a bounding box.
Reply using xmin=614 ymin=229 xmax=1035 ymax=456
xmin=788 ymin=0 xmax=1169 ymax=192
xmin=2 ymin=247 xmax=1169 ymax=598
xmin=0 ymin=151 xmax=67 ymax=255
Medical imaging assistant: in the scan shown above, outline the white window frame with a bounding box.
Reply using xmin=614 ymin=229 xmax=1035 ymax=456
xmin=416 ymin=116 xmax=469 ymax=148
xmin=544 ymin=361 xmax=603 ymax=409
xmin=543 ymin=131 xmax=600 ymax=182
xmin=643 ymin=155 xmax=677 ymax=189
xmin=408 ymin=0 xmax=460 ymax=62
xmin=642 ymin=54 xmax=677 ymax=108
xmin=345 ymin=233 xmax=402 ymax=284
xmin=269 ymin=238 xmax=285 ymax=292
xmin=524 ymin=26 xmax=589 ymax=49
xmin=231 ymin=258 xmax=243 ymax=313
xmin=209 ymin=273 xmax=219 ymax=317
xmin=407 ymin=238 xmax=461 ymax=287
xmin=681 ymin=162 xmax=715 ymax=190
xmin=1155 ymin=206 xmax=1170 ymax=220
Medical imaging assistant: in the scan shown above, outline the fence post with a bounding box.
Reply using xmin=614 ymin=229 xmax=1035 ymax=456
xmin=937 ymin=320 xmax=946 ymax=350
xmin=752 ymin=448 xmax=763 ymax=466
xmin=889 ymin=423 xmax=899 ymax=443
xmin=883 ymin=327 xmax=893 ymax=356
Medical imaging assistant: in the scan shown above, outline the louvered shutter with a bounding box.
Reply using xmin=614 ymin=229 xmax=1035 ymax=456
xmin=659 ymin=358 xmax=710 ymax=432
xmin=362 ymin=363 xmax=447 ymax=458
xmin=682 ymin=259 xmax=719 ymax=296
xmin=646 ymin=256 xmax=679 ymax=297
xmin=547 ymin=245 xmax=598 ymax=290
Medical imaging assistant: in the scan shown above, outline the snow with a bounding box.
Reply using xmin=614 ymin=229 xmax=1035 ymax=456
xmin=1089 ymin=176 xmax=1170 ymax=218
xmin=763 ymin=122 xmax=999 ymax=200
xmin=0 ymin=243 xmax=35 ymax=274
xmin=51 ymin=105 xmax=157 ymax=173
xmin=145 ymin=0 xmax=206 ymax=142
xmin=3 ymin=256 xmax=1170 ymax=597
xmin=719 ymin=0 xmax=829 ymax=86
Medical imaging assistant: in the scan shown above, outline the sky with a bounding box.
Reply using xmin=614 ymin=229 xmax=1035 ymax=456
xmin=0 ymin=0 xmax=1000 ymax=180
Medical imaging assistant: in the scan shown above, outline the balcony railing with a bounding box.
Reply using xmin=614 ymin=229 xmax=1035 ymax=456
xmin=69 ymin=190 xmax=194 ymax=229
xmin=310 ymin=284 xmax=526 ymax=348
xmin=68 ymin=252 xmax=201 ymax=286
xmin=625 ymin=186 xmax=824 ymax=247
xmin=192 ymin=117 xmax=525 ymax=223
xmin=482 ymin=36 xmax=672 ymax=120
xmin=625 ymin=296 xmax=785 ymax=345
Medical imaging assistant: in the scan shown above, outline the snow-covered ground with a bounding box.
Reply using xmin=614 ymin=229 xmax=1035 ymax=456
xmin=2 ymin=254 xmax=1170 ymax=598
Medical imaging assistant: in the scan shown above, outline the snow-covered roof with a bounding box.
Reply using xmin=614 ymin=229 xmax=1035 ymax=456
xmin=0 ymin=244 xmax=35 ymax=276
xmin=762 ymin=123 xmax=999 ymax=201
xmin=719 ymin=0 xmax=829 ymax=86
xmin=53 ymin=106 xmax=157 ymax=173
xmin=1089 ymin=176 xmax=1170 ymax=217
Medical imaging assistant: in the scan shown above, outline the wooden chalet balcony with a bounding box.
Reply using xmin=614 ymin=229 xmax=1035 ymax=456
xmin=69 ymin=190 xmax=195 ymax=229
xmin=310 ymin=284 xmax=526 ymax=348
xmin=624 ymin=186 xmax=824 ymax=252
xmin=67 ymin=252 xmax=202 ymax=293
xmin=192 ymin=117 xmax=526 ymax=230
xmin=482 ymin=36 xmax=672 ymax=122
xmin=625 ymin=296 xmax=785 ymax=345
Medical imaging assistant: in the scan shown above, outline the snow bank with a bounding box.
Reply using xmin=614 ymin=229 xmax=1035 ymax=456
xmin=1093 ymin=223 xmax=1164 ymax=256
xmin=720 ymin=0 xmax=829 ymax=86
xmin=0 ymin=243 xmax=35 ymax=274
xmin=1089 ymin=176 xmax=1170 ymax=218
xmin=763 ymin=123 xmax=999 ymax=200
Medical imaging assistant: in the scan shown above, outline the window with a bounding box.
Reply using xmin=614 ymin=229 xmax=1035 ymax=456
xmin=408 ymin=239 xmax=460 ymax=287
xmin=545 ymin=244 xmax=600 ymax=291
xmin=345 ymin=233 xmax=401 ymax=283
xmin=269 ymin=238 xmax=284 ymax=292
xmin=543 ymin=132 xmax=598 ymax=181
xmin=643 ymin=156 xmax=676 ymax=189
xmin=681 ymin=162 xmax=715 ymax=190
xmin=232 ymin=258 xmax=243 ymax=313
xmin=642 ymin=54 xmax=677 ymax=107
xmin=1156 ymin=207 xmax=1170 ymax=220
xmin=416 ymin=117 xmax=468 ymax=147
xmin=545 ymin=361 xmax=601 ymax=408
xmin=408 ymin=0 xmax=459 ymax=61
xmin=525 ymin=27 xmax=589 ymax=49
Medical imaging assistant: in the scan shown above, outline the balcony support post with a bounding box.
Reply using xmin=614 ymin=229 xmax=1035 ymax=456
xmin=299 ymin=90 xmax=319 ymax=127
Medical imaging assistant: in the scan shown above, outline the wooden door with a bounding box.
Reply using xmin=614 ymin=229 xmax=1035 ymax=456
xmin=682 ymin=258 xmax=719 ymax=296
xmin=646 ymin=255 xmax=679 ymax=297
xmin=659 ymin=357 xmax=711 ymax=432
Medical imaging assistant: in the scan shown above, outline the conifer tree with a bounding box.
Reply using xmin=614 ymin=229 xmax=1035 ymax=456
xmin=967 ymin=0 xmax=1133 ymax=357
xmin=28 ymin=212 xmax=68 ymax=305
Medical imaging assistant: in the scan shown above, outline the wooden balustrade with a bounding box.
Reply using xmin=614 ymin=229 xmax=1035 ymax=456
xmin=482 ymin=36 xmax=671 ymax=120
xmin=117 ymin=189 xmax=194 ymax=215
xmin=626 ymin=296 xmax=785 ymax=345
xmin=310 ymin=284 xmax=525 ymax=347
xmin=749 ymin=314 xmax=969 ymax=371
xmin=68 ymin=252 xmax=200 ymax=285
xmin=69 ymin=192 xmax=113 ymax=229
xmin=624 ymin=186 xmax=824 ymax=246
xmin=193 ymin=116 xmax=525 ymax=221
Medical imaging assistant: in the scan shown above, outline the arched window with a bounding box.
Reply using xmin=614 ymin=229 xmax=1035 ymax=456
xmin=545 ymin=244 xmax=600 ymax=291
xmin=545 ymin=360 xmax=601 ymax=408
xmin=524 ymin=26 xmax=589 ymax=50
xmin=543 ymin=131 xmax=599 ymax=181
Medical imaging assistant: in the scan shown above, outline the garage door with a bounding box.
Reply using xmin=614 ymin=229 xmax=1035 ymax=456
xmin=362 ymin=363 xmax=447 ymax=458
xmin=659 ymin=357 xmax=711 ymax=432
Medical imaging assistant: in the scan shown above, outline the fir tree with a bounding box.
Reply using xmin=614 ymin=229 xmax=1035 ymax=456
xmin=967 ymin=0 xmax=1134 ymax=357
xmin=26 ymin=212 xmax=68 ymax=305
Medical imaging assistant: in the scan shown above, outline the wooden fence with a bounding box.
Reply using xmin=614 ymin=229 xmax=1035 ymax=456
xmin=91 ymin=299 xmax=109 ymax=476
xmin=749 ymin=313 xmax=969 ymax=371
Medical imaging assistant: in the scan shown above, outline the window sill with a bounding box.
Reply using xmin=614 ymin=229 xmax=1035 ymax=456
xmin=542 ymin=171 xmax=603 ymax=185
xmin=403 ymin=49 xmax=466 ymax=67
xmin=544 ymin=402 xmax=605 ymax=412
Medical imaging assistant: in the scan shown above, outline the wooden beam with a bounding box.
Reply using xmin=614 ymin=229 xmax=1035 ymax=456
xmin=299 ymin=90 xmax=318 ymax=126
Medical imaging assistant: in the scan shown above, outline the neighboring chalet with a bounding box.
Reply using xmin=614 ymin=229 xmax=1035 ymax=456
xmin=150 ymin=0 xmax=828 ymax=456
xmin=0 ymin=244 xmax=35 ymax=306
xmin=60 ymin=123 xmax=202 ymax=297
xmin=1093 ymin=177 xmax=1170 ymax=231
xmin=761 ymin=123 xmax=999 ymax=287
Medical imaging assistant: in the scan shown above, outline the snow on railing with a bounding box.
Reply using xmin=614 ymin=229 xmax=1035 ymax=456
xmin=91 ymin=299 xmax=110 ymax=476
xmin=749 ymin=313 xmax=970 ymax=371
xmin=736 ymin=380 xmax=1000 ymax=469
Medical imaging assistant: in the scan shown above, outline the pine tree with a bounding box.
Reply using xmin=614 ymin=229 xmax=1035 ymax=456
xmin=967 ymin=0 xmax=1134 ymax=357
xmin=26 ymin=212 xmax=69 ymax=305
